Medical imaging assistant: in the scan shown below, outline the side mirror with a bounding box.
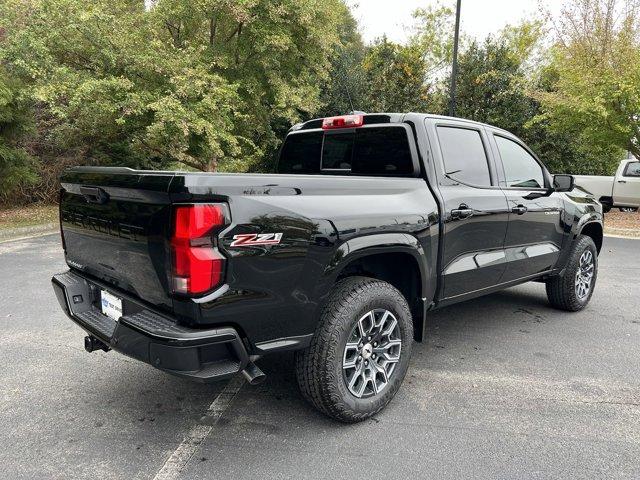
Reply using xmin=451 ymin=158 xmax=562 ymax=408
xmin=553 ymin=174 xmax=575 ymax=193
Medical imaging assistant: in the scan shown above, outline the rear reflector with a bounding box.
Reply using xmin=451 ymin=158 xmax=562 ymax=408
xmin=322 ymin=114 xmax=364 ymax=130
xmin=171 ymin=204 xmax=228 ymax=295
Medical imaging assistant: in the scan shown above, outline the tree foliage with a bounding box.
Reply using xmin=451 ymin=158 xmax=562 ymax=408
xmin=355 ymin=4 xmax=453 ymax=114
xmin=411 ymin=4 xmax=455 ymax=80
xmin=452 ymin=18 xmax=623 ymax=175
xmin=1 ymin=0 xmax=346 ymax=173
xmin=0 ymin=67 xmax=36 ymax=196
xmin=317 ymin=11 xmax=368 ymax=116
xmin=454 ymin=33 xmax=538 ymax=139
xmin=538 ymin=0 xmax=639 ymax=167
xmin=0 ymin=0 xmax=636 ymax=203
xmin=361 ymin=37 xmax=433 ymax=112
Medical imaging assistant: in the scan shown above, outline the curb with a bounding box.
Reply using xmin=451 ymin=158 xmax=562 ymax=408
xmin=0 ymin=223 xmax=58 ymax=243
xmin=604 ymin=227 xmax=640 ymax=239
xmin=604 ymin=233 xmax=640 ymax=240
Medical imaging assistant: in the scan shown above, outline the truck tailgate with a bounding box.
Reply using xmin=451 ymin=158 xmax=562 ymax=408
xmin=60 ymin=168 xmax=175 ymax=311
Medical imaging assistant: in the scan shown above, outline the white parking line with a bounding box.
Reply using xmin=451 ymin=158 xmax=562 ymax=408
xmin=153 ymin=375 xmax=245 ymax=480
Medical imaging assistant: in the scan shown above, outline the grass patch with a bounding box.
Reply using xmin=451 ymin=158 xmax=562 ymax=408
xmin=0 ymin=204 xmax=58 ymax=230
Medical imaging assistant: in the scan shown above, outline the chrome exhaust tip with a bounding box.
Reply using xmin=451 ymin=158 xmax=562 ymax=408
xmin=241 ymin=362 xmax=266 ymax=385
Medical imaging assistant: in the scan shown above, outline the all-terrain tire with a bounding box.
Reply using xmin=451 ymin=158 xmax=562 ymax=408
xmin=546 ymin=235 xmax=598 ymax=312
xmin=294 ymin=276 xmax=413 ymax=423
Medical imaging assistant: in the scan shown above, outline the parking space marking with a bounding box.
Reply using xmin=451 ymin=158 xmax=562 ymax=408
xmin=153 ymin=375 xmax=245 ymax=480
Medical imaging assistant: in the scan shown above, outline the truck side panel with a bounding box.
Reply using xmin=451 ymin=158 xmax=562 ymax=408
xmin=167 ymin=173 xmax=439 ymax=351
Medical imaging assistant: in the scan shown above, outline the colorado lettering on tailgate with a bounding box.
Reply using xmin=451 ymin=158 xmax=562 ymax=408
xmin=62 ymin=210 xmax=145 ymax=241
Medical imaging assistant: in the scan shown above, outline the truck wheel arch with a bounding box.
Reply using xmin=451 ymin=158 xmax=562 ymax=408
xmin=579 ymin=221 xmax=603 ymax=254
xmin=322 ymin=234 xmax=429 ymax=342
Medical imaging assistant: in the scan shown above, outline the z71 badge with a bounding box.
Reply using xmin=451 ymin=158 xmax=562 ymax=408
xmin=230 ymin=233 xmax=283 ymax=247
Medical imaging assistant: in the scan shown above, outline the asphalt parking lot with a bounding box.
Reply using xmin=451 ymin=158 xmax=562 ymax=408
xmin=1 ymin=233 xmax=638 ymax=480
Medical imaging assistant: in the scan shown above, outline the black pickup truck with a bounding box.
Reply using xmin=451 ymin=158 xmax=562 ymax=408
xmin=52 ymin=113 xmax=603 ymax=422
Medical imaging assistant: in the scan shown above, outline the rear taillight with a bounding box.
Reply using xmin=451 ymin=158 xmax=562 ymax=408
xmin=171 ymin=204 xmax=229 ymax=295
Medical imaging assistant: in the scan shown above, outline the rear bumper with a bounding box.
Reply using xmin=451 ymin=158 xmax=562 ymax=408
xmin=51 ymin=270 xmax=250 ymax=382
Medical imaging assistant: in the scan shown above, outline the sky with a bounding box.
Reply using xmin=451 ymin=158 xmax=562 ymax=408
xmin=348 ymin=0 xmax=564 ymax=44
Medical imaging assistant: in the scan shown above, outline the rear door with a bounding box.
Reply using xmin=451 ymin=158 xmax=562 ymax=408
xmin=429 ymin=121 xmax=510 ymax=300
xmin=489 ymin=132 xmax=565 ymax=281
xmin=614 ymin=160 xmax=640 ymax=207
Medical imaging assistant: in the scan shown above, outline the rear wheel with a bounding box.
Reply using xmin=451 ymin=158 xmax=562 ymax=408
xmin=619 ymin=207 xmax=638 ymax=213
xmin=546 ymin=235 xmax=598 ymax=311
xmin=295 ymin=276 xmax=413 ymax=423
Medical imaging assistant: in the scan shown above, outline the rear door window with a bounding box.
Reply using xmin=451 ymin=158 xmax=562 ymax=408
xmin=436 ymin=126 xmax=492 ymax=186
xmin=278 ymin=126 xmax=415 ymax=176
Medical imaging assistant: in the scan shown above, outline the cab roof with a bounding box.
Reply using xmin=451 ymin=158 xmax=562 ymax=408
xmin=291 ymin=113 xmax=512 ymax=136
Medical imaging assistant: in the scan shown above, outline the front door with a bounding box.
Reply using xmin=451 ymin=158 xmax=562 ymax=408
xmin=434 ymin=124 xmax=510 ymax=300
xmin=491 ymin=133 xmax=565 ymax=281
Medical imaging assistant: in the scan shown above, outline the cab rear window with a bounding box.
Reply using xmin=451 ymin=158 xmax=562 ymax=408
xmin=278 ymin=126 xmax=415 ymax=176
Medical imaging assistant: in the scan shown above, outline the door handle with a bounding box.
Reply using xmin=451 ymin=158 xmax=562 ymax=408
xmin=451 ymin=204 xmax=474 ymax=220
xmin=80 ymin=186 xmax=110 ymax=205
xmin=618 ymin=180 xmax=627 ymax=183
xmin=511 ymin=205 xmax=528 ymax=215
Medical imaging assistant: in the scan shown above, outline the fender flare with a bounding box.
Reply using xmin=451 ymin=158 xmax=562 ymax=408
xmin=325 ymin=233 xmax=427 ymax=293
xmin=317 ymin=233 xmax=430 ymax=342
xmin=556 ymin=215 xmax=604 ymax=275
xmin=574 ymin=213 xmax=603 ymax=238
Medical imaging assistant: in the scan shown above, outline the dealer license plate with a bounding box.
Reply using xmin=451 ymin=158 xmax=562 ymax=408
xmin=100 ymin=290 xmax=123 ymax=321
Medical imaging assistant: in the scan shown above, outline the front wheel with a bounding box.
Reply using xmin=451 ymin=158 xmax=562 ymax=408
xmin=619 ymin=207 xmax=638 ymax=213
xmin=546 ymin=235 xmax=598 ymax=311
xmin=295 ymin=276 xmax=413 ymax=423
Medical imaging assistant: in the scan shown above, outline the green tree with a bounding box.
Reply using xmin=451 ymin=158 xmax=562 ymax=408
xmin=452 ymin=20 xmax=621 ymax=175
xmin=318 ymin=9 xmax=368 ymax=116
xmin=1 ymin=0 xmax=345 ymax=173
xmin=357 ymin=5 xmax=454 ymax=114
xmin=0 ymin=67 xmax=36 ymax=197
xmin=529 ymin=64 xmax=624 ymax=175
xmin=454 ymin=34 xmax=538 ymax=138
xmin=411 ymin=3 xmax=455 ymax=82
xmin=361 ymin=37 xmax=433 ymax=112
xmin=538 ymin=0 xmax=639 ymax=167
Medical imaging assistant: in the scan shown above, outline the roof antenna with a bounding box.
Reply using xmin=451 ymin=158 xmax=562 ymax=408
xmin=344 ymin=81 xmax=355 ymax=114
xmin=336 ymin=67 xmax=356 ymax=114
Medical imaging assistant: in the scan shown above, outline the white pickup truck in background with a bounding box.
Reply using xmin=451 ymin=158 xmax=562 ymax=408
xmin=574 ymin=159 xmax=640 ymax=212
